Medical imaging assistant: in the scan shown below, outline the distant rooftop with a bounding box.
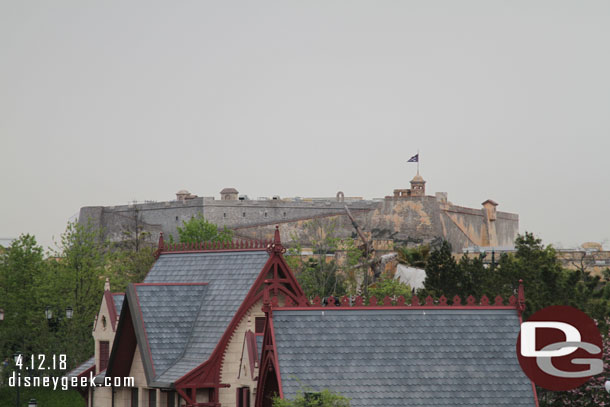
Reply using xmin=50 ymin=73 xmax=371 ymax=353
xmin=0 ymin=238 xmax=15 ymax=247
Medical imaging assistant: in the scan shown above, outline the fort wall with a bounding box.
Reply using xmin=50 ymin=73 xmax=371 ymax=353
xmin=78 ymin=177 xmax=519 ymax=252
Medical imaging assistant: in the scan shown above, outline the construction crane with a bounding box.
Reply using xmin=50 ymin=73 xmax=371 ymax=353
xmin=343 ymin=205 xmax=397 ymax=296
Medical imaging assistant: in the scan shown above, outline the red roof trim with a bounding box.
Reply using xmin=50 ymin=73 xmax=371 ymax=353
xmin=175 ymin=231 xmax=305 ymax=390
xmin=104 ymin=291 xmax=118 ymax=332
xmin=160 ymin=248 xmax=267 ymax=255
xmin=132 ymin=282 xmax=209 ymax=286
xmin=276 ymin=284 xmax=525 ymax=312
xmin=275 ymin=306 xmax=517 ymax=311
xmin=244 ymin=330 xmax=258 ymax=378
xmin=154 ymin=233 xmax=271 ymax=259
xmin=132 ymin=285 xmax=156 ymax=377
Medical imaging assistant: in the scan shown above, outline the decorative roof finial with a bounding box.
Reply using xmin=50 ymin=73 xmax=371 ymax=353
xmin=104 ymin=278 xmax=110 ymax=292
xmin=267 ymin=226 xmax=286 ymax=255
xmin=154 ymin=232 xmax=165 ymax=259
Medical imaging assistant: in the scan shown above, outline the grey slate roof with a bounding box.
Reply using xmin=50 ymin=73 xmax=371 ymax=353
xmin=272 ymin=309 xmax=535 ymax=407
xmin=66 ymin=356 xmax=95 ymax=378
xmin=140 ymin=250 xmax=269 ymax=384
xmin=133 ymin=284 xmax=209 ymax=379
xmin=113 ymin=294 xmax=124 ymax=316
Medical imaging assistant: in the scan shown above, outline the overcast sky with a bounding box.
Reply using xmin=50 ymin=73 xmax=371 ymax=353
xmin=1 ymin=1 xmax=609 ymax=251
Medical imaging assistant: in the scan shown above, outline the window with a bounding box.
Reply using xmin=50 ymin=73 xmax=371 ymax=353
xmin=264 ymin=212 xmax=267 ymax=218
xmin=99 ymin=341 xmax=109 ymax=371
xmin=166 ymin=391 xmax=176 ymax=407
xmin=242 ymin=212 xmax=246 ymax=217
xmin=149 ymin=389 xmax=157 ymax=407
xmin=131 ymin=388 xmax=138 ymax=407
xmin=236 ymin=386 xmax=250 ymax=407
xmin=175 ymin=216 xmax=179 ymax=221
xmin=255 ymin=317 xmax=265 ymax=334
xmin=224 ymin=213 xmax=226 ymax=218
xmin=283 ymin=212 xmax=286 ymax=217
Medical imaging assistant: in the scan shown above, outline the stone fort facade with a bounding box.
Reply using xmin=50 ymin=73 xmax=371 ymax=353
xmin=78 ymin=173 xmax=519 ymax=252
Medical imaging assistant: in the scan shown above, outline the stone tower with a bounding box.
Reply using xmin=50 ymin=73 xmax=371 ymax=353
xmin=220 ymin=188 xmax=239 ymax=201
xmin=410 ymin=173 xmax=426 ymax=197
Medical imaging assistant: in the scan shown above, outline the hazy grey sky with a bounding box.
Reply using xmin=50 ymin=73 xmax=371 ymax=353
xmin=1 ymin=1 xmax=609 ymax=251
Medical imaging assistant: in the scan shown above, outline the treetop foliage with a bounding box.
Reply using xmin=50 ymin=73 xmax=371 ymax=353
xmin=273 ymin=388 xmax=350 ymax=407
xmin=0 ymin=220 xmax=155 ymax=379
xmin=413 ymin=231 xmax=610 ymax=405
xmin=285 ymin=219 xmax=363 ymax=299
xmin=174 ymin=214 xmax=233 ymax=244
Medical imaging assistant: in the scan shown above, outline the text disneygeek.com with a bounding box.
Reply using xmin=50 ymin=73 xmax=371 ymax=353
xmin=8 ymin=372 xmax=135 ymax=391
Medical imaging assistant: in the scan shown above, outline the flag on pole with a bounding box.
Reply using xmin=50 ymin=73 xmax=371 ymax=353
xmin=407 ymin=154 xmax=419 ymax=163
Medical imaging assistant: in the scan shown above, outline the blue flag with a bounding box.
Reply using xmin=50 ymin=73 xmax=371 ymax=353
xmin=407 ymin=154 xmax=418 ymax=163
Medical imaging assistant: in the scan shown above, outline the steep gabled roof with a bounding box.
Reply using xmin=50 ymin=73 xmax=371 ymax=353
xmin=110 ymin=249 xmax=270 ymax=387
xmin=269 ymin=308 xmax=535 ymax=406
xmin=130 ymin=283 xmax=209 ymax=382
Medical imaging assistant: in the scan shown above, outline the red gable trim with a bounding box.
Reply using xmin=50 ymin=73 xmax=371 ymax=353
xmin=244 ymin=330 xmax=258 ymax=378
xmin=175 ymin=236 xmax=305 ymax=398
xmin=255 ymin=302 xmax=283 ymax=407
xmin=132 ymin=282 xmax=209 ymax=286
xmin=278 ymin=305 xmax=516 ymax=311
xmin=104 ymin=291 xmax=119 ymax=332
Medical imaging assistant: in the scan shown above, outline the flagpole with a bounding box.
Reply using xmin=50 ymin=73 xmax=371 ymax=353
xmin=417 ymin=149 xmax=420 ymax=175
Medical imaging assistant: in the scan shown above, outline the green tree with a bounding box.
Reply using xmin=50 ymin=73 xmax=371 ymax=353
xmin=368 ymin=274 xmax=411 ymax=302
xmin=396 ymin=245 xmax=430 ymax=268
xmin=106 ymin=246 xmax=156 ymax=291
xmin=174 ymin=214 xmax=233 ymax=244
xmin=0 ymin=235 xmax=47 ymax=369
xmin=286 ymin=219 xmax=354 ymax=299
xmin=456 ymin=255 xmax=489 ymax=299
xmin=46 ymin=221 xmax=109 ymax=366
xmin=273 ymin=388 xmax=350 ymax=407
xmin=422 ymin=241 xmax=465 ymax=299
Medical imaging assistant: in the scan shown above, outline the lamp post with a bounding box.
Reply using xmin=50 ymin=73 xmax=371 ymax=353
xmin=0 ymin=308 xmax=4 ymax=321
xmin=13 ymin=353 xmax=21 ymax=407
xmin=45 ymin=306 xmax=73 ymax=330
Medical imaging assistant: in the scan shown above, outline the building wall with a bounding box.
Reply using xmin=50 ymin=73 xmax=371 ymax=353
xmin=79 ymin=189 xmax=519 ymax=253
xmin=219 ymin=299 xmax=266 ymax=407
xmin=93 ymin=295 xmax=116 ymax=374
